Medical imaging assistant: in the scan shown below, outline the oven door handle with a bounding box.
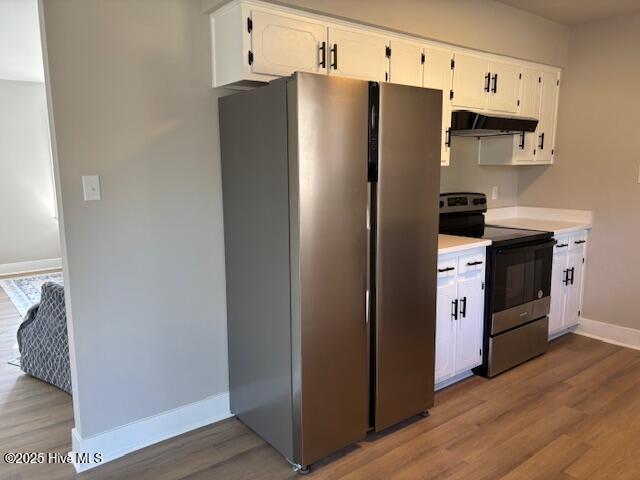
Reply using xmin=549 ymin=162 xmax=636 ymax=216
xmin=495 ymin=239 xmax=557 ymax=255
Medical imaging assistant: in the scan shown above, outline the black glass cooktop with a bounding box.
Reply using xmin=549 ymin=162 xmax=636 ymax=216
xmin=441 ymin=224 xmax=552 ymax=247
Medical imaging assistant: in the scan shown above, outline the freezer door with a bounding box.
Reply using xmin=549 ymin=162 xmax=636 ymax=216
xmin=374 ymin=82 xmax=442 ymax=431
xmin=288 ymin=73 xmax=369 ymax=465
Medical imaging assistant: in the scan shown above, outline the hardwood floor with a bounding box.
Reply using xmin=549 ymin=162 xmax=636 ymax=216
xmin=0 ymin=274 xmax=75 ymax=480
xmin=2 ymin=280 xmax=640 ymax=480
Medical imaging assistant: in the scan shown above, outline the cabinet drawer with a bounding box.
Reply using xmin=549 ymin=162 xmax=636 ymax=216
xmin=458 ymin=253 xmax=485 ymax=274
xmin=437 ymin=258 xmax=457 ymax=278
xmin=570 ymin=231 xmax=588 ymax=250
xmin=554 ymin=235 xmax=571 ymax=253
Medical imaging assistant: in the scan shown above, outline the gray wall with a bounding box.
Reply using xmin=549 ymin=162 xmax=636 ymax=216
xmin=519 ymin=12 xmax=640 ymax=330
xmin=0 ymin=80 xmax=60 ymax=267
xmin=41 ymin=0 xmax=229 ymax=437
xmin=442 ymin=137 xmax=520 ymax=208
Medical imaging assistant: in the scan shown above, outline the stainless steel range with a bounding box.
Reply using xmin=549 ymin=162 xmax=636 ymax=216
xmin=439 ymin=193 xmax=555 ymax=377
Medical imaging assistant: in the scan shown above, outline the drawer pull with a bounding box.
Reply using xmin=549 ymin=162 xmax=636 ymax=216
xmin=438 ymin=266 xmax=455 ymax=273
xmin=574 ymin=240 xmax=586 ymax=245
xmin=556 ymin=243 xmax=568 ymax=248
xmin=466 ymin=261 xmax=483 ymax=266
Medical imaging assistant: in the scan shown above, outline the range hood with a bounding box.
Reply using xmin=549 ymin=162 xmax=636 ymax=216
xmin=450 ymin=110 xmax=538 ymax=137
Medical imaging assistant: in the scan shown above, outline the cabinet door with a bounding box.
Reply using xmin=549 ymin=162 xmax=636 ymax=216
xmin=454 ymin=272 xmax=484 ymax=374
xmin=512 ymin=132 xmax=537 ymax=163
xmin=388 ymin=39 xmax=423 ymax=87
xmin=250 ymin=10 xmax=326 ymax=77
xmin=549 ymin=247 xmax=568 ymax=336
xmin=451 ymin=53 xmax=488 ymax=110
xmin=424 ymin=47 xmax=454 ymax=166
xmin=535 ymin=70 xmax=560 ymax=164
xmin=327 ymin=27 xmax=387 ymax=81
xmin=519 ymin=68 xmax=542 ymax=118
xmin=487 ymin=61 xmax=520 ymax=113
xmin=564 ymin=249 xmax=584 ymax=329
xmin=435 ymin=280 xmax=458 ymax=384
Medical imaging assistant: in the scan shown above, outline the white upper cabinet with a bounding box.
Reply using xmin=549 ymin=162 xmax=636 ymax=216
xmin=536 ymin=70 xmax=560 ymax=163
xmin=451 ymin=52 xmax=489 ymax=110
xmin=249 ymin=10 xmax=326 ymax=77
xmin=388 ymin=39 xmax=423 ymax=87
xmin=423 ymin=47 xmax=454 ymax=166
xmin=519 ymin=67 xmax=542 ymax=118
xmin=327 ymin=26 xmax=387 ymax=81
xmin=486 ymin=60 xmax=520 ymax=113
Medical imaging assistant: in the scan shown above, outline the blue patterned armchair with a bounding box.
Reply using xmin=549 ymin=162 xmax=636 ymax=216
xmin=17 ymin=282 xmax=72 ymax=394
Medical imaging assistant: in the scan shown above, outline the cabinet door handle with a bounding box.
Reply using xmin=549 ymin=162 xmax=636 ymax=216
xmin=556 ymin=243 xmax=568 ymax=248
xmin=445 ymin=128 xmax=451 ymax=147
xmin=519 ymin=132 xmax=525 ymax=150
xmin=538 ymin=132 xmax=545 ymax=149
xmin=570 ymin=267 xmax=575 ymax=285
xmin=466 ymin=261 xmax=483 ymax=266
xmin=574 ymin=240 xmax=586 ymax=245
xmin=438 ymin=266 xmax=455 ymax=273
xmin=484 ymin=72 xmax=491 ymax=92
xmin=319 ymin=41 xmax=326 ymax=68
xmin=330 ymin=43 xmax=338 ymax=69
xmin=460 ymin=297 xmax=467 ymax=318
xmin=562 ymin=269 xmax=569 ymax=285
xmin=491 ymin=73 xmax=498 ymax=93
xmin=451 ymin=299 xmax=459 ymax=320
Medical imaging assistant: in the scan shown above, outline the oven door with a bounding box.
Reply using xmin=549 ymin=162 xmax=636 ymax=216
xmin=490 ymin=239 xmax=555 ymax=335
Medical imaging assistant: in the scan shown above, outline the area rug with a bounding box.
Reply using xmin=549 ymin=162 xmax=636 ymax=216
xmin=0 ymin=272 xmax=64 ymax=318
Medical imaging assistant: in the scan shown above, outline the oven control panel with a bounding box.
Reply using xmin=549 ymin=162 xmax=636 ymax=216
xmin=439 ymin=192 xmax=487 ymax=215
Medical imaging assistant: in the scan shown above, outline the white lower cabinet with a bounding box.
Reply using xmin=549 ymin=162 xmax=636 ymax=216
xmin=435 ymin=249 xmax=486 ymax=387
xmin=549 ymin=231 xmax=588 ymax=338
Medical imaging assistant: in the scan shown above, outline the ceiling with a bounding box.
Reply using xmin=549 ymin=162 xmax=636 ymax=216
xmin=497 ymin=0 xmax=640 ymax=25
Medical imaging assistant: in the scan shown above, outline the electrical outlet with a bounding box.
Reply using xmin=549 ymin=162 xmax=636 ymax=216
xmin=491 ymin=186 xmax=498 ymax=200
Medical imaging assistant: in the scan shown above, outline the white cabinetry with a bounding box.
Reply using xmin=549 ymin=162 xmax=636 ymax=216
xmin=210 ymin=1 xmax=561 ymax=167
xmin=451 ymin=55 xmax=520 ymax=113
xmin=486 ymin=60 xmax=521 ymax=113
xmin=435 ymin=249 xmax=486 ymax=388
xmin=423 ymin=47 xmax=454 ymax=166
xmin=451 ymin=53 xmax=488 ymax=110
xmin=326 ymin=27 xmax=387 ymax=81
xmin=388 ymin=39 xmax=423 ymax=87
xmin=535 ymin=70 xmax=560 ymax=163
xmin=549 ymin=231 xmax=588 ymax=338
xmin=249 ymin=9 xmax=326 ymax=77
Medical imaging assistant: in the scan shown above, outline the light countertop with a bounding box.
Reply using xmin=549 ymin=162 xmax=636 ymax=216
xmin=485 ymin=207 xmax=593 ymax=236
xmin=487 ymin=218 xmax=591 ymax=236
xmin=438 ymin=234 xmax=491 ymax=255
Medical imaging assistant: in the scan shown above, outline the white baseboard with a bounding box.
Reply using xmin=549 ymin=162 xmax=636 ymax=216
xmin=0 ymin=258 xmax=62 ymax=276
xmin=575 ymin=317 xmax=640 ymax=351
xmin=435 ymin=370 xmax=476 ymax=391
xmin=71 ymin=391 xmax=231 ymax=473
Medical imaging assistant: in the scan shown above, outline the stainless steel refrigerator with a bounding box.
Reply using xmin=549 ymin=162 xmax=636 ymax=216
xmin=219 ymin=72 xmax=441 ymax=471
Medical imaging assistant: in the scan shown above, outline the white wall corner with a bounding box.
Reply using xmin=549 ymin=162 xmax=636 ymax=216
xmin=575 ymin=317 xmax=640 ymax=351
xmin=71 ymin=391 xmax=232 ymax=473
xmin=0 ymin=257 xmax=62 ymax=276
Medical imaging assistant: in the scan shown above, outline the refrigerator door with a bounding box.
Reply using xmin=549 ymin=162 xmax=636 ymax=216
xmin=374 ymin=82 xmax=442 ymax=431
xmin=288 ymin=73 xmax=369 ymax=465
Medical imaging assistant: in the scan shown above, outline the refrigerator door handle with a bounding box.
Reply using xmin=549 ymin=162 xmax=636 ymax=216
xmin=366 ymin=290 xmax=370 ymax=324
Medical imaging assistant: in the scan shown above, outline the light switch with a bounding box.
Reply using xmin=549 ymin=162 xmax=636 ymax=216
xmin=82 ymin=175 xmax=101 ymax=201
